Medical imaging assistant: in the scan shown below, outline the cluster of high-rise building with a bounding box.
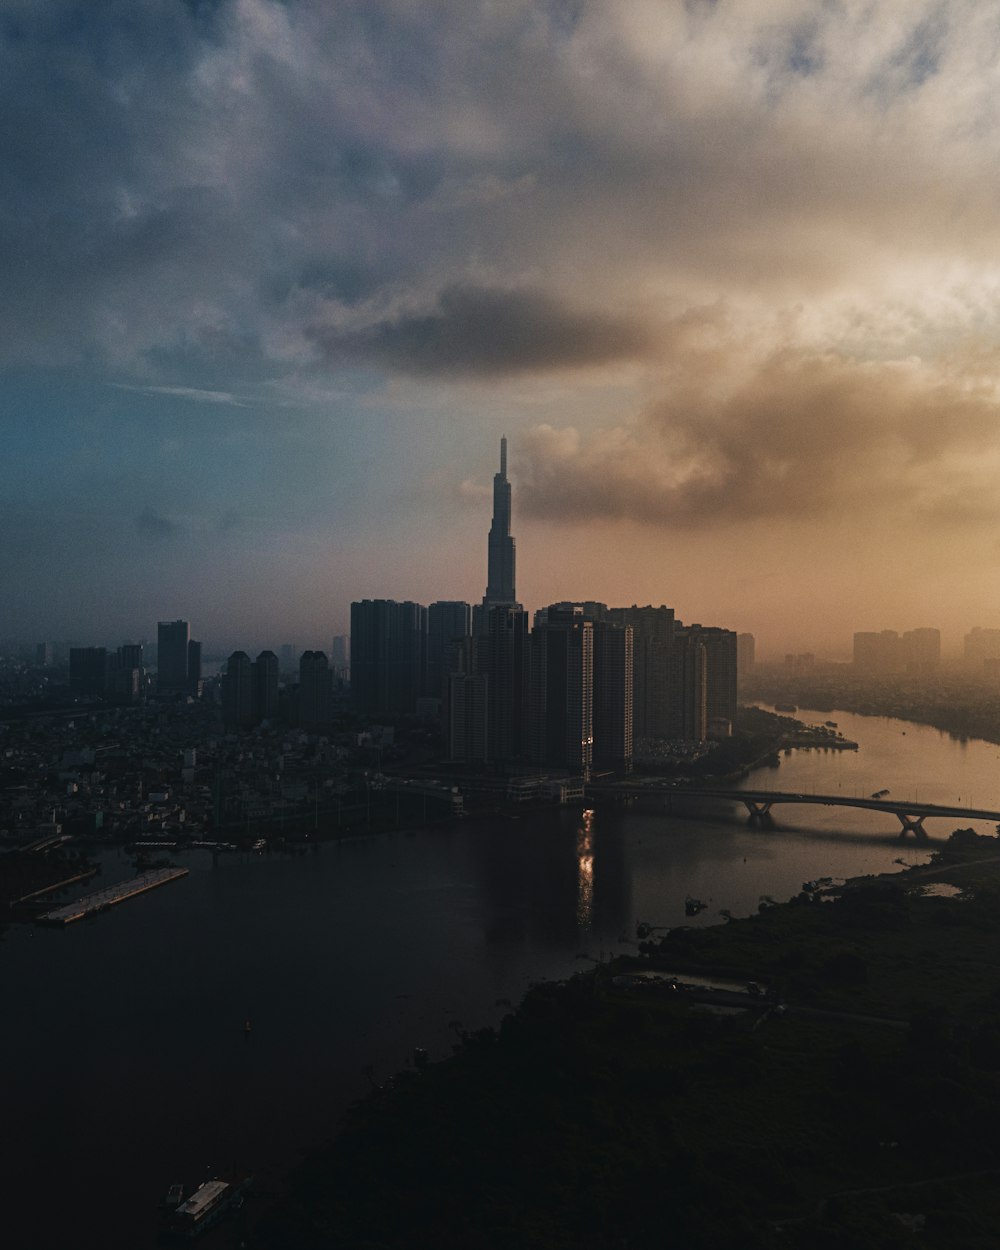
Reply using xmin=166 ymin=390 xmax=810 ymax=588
xmin=351 ymin=440 xmax=738 ymax=776
xmin=852 ymin=628 xmax=941 ymax=674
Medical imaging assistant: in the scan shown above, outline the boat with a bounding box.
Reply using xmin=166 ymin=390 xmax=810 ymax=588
xmin=685 ymin=896 xmax=707 ymax=916
xmin=169 ymin=1175 xmax=251 ymax=1239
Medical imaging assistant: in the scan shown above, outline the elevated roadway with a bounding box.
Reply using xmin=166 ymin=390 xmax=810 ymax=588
xmin=587 ymin=784 xmax=1000 ymax=837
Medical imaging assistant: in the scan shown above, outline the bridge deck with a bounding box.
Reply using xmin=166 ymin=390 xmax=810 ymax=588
xmin=589 ymin=785 xmax=1000 ymax=823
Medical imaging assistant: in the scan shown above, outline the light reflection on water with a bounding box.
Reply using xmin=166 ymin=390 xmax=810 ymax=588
xmin=576 ymin=807 xmax=594 ymax=927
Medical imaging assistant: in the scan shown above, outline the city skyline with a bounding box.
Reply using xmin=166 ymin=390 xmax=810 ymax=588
xmin=8 ymin=4 xmax=1000 ymax=652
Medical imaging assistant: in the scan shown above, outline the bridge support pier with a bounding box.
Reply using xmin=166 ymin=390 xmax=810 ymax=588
xmin=744 ymin=800 xmax=774 ymax=827
xmin=897 ymin=813 xmax=928 ymax=838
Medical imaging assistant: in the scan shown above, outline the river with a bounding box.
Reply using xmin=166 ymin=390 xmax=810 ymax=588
xmin=3 ymin=706 xmax=998 ymax=1249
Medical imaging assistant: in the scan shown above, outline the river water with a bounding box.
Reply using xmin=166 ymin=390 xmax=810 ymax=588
xmin=4 ymin=706 xmax=999 ymax=1248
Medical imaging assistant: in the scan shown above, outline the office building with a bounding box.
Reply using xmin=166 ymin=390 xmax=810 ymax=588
xmin=737 ymin=633 xmax=755 ymax=675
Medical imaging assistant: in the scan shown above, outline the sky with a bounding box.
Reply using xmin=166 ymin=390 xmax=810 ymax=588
xmin=6 ymin=0 xmax=1000 ymax=659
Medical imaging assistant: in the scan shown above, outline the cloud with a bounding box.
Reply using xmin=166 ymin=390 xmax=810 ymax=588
xmin=516 ymin=343 xmax=1000 ymax=529
xmin=136 ymin=507 xmax=182 ymax=539
xmin=113 ymin=384 xmax=249 ymax=406
xmin=308 ymin=284 xmax=651 ymax=377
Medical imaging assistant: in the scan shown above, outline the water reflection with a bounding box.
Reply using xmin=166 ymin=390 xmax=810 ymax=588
xmin=576 ymin=808 xmax=594 ymax=927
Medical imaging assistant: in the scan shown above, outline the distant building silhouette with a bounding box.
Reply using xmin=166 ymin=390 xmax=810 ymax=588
xmin=853 ymin=628 xmax=940 ymax=674
xmin=254 ymin=650 xmax=279 ymax=721
xmin=69 ymin=647 xmax=109 ymax=700
xmin=331 ymin=634 xmax=350 ymax=681
xmin=158 ymin=620 xmax=200 ymax=694
xmin=965 ymin=627 xmax=1000 ymax=671
xmin=299 ymin=650 xmax=332 ymax=728
xmin=222 ymin=651 xmax=254 ymax=728
xmin=737 ymin=633 xmax=755 ymax=675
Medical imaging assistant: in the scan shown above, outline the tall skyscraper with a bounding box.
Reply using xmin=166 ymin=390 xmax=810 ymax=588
xmin=474 ymin=437 xmax=519 ymax=635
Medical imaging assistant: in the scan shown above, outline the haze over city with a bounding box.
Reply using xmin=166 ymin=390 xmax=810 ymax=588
xmin=5 ymin=1 xmax=1000 ymax=656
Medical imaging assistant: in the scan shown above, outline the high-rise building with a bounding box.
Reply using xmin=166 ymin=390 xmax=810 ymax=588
xmin=853 ymin=630 xmax=901 ymax=672
xmin=299 ymin=650 xmax=332 ymax=728
xmin=528 ymin=609 xmax=593 ymax=775
xmin=222 ymin=651 xmax=254 ymax=728
xmin=474 ymin=438 xmax=520 ymax=633
xmin=485 ymin=436 xmax=515 ymax=606
xmin=69 ymin=648 xmax=109 ymax=699
xmin=668 ymin=627 xmax=707 ymax=741
xmin=592 ymin=622 xmax=633 ymax=773
xmin=965 ymin=627 xmax=1000 ymax=670
xmin=901 ymin=628 xmax=940 ymax=672
xmin=448 ymin=670 xmax=489 ymax=764
xmin=481 ymin=605 xmax=529 ymax=763
xmin=331 ymin=634 xmax=350 ymax=681
xmin=157 ymin=620 xmax=190 ymax=692
xmin=350 ymin=599 xmax=427 ymax=717
xmin=688 ymin=625 xmax=738 ymax=732
xmin=254 ymin=650 xmax=279 ymax=721
xmin=608 ymin=605 xmax=674 ymax=740
xmin=427 ymin=602 xmax=471 ymax=701
xmin=737 ymin=633 xmax=755 ymax=676
xmin=187 ymin=640 xmax=202 ymax=693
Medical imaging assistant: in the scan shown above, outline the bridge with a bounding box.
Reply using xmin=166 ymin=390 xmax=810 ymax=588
xmin=588 ymin=784 xmax=1000 ymax=838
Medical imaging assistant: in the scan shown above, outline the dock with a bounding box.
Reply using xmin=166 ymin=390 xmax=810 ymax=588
xmin=36 ymin=867 xmax=189 ymax=926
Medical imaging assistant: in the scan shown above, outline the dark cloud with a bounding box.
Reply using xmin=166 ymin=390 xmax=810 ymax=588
xmin=516 ymin=346 xmax=1000 ymax=528
xmin=136 ymin=507 xmax=182 ymax=538
xmin=308 ymin=284 xmax=650 ymax=377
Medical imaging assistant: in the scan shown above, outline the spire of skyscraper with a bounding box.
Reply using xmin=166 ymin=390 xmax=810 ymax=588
xmin=484 ymin=436 xmax=516 ymax=609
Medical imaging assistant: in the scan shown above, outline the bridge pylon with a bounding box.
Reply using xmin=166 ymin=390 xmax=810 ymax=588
xmin=744 ymin=799 xmax=774 ymax=828
xmin=897 ymin=813 xmax=928 ymax=838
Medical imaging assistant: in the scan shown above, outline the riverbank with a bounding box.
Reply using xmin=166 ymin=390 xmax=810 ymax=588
xmin=256 ymin=829 xmax=1000 ymax=1249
